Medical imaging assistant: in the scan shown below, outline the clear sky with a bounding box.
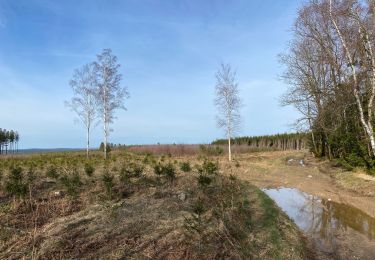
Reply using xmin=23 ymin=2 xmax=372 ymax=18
xmin=0 ymin=0 xmax=301 ymax=149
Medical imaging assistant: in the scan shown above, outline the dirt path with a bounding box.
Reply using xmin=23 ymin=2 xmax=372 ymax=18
xmin=228 ymin=151 xmax=375 ymax=259
xmin=231 ymin=150 xmax=375 ymax=219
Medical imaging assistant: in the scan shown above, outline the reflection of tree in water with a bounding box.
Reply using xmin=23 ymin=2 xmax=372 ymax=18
xmin=319 ymin=199 xmax=338 ymax=252
xmin=295 ymin=190 xmax=375 ymax=237
xmin=296 ymin=192 xmax=322 ymax=233
xmin=293 ymin=190 xmax=375 ymax=253
xmin=321 ymin=199 xmax=375 ymax=240
xmin=293 ymin=191 xmax=337 ymax=252
xmin=265 ymin=187 xmax=375 ymax=255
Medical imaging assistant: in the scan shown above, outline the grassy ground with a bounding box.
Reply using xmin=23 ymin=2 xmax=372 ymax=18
xmin=324 ymin=163 xmax=375 ymax=197
xmin=0 ymin=150 xmax=309 ymax=259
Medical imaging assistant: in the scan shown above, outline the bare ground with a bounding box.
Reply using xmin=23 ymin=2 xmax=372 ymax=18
xmin=225 ymin=150 xmax=375 ymax=218
xmin=221 ymin=150 xmax=375 ymax=260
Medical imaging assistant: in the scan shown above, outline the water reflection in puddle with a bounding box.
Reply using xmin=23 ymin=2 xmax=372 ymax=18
xmin=263 ymin=187 xmax=375 ymax=258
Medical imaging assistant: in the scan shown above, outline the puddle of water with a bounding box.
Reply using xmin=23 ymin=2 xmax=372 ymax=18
xmin=263 ymin=187 xmax=375 ymax=258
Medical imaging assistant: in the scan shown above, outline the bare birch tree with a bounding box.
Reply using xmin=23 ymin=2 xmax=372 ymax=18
xmin=329 ymin=0 xmax=375 ymax=156
xmin=66 ymin=63 xmax=97 ymax=158
xmin=281 ymin=0 xmax=375 ymax=164
xmin=94 ymin=49 xmax=129 ymax=159
xmin=214 ymin=63 xmax=242 ymax=161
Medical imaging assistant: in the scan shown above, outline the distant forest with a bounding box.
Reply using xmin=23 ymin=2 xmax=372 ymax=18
xmin=0 ymin=129 xmax=20 ymax=155
xmin=212 ymin=133 xmax=309 ymax=151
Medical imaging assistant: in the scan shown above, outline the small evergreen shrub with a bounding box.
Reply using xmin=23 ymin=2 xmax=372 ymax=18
xmin=102 ymin=171 xmax=114 ymax=199
xmin=163 ymin=163 xmax=176 ymax=181
xmin=153 ymin=163 xmax=163 ymax=177
xmin=5 ymin=167 xmax=28 ymax=198
xmin=60 ymin=172 xmax=82 ymax=198
xmin=120 ymin=163 xmax=144 ymax=182
xmin=84 ymin=163 xmax=95 ymax=177
xmin=197 ymin=175 xmax=212 ymax=187
xmin=129 ymin=163 xmax=143 ymax=177
xmin=119 ymin=166 xmax=128 ymax=183
xmin=153 ymin=162 xmax=176 ymax=181
xmin=180 ymin=162 xmax=191 ymax=172
xmin=143 ymin=153 xmax=153 ymax=164
xmin=201 ymin=160 xmax=218 ymax=175
xmin=184 ymin=199 xmax=206 ymax=234
xmin=192 ymin=199 xmax=205 ymax=216
xmin=46 ymin=166 xmax=59 ymax=179
xmin=196 ymin=160 xmax=219 ymax=188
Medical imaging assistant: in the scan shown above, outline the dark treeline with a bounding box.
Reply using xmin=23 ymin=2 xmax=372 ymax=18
xmin=212 ymin=133 xmax=309 ymax=150
xmin=0 ymin=128 xmax=20 ymax=155
xmin=281 ymin=0 xmax=375 ymax=168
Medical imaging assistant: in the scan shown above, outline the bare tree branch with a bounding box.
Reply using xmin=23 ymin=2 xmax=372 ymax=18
xmin=214 ymin=63 xmax=242 ymax=161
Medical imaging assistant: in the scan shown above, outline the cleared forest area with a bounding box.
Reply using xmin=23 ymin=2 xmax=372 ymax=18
xmin=0 ymin=150 xmax=309 ymax=259
xmin=2 ymin=0 xmax=375 ymax=259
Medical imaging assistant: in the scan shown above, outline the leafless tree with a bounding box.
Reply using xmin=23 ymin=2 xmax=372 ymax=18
xmin=214 ymin=63 xmax=242 ymax=161
xmin=280 ymin=0 xmax=375 ymax=161
xmin=329 ymin=0 xmax=375 ymax=156
xmin=66 ymin=63 xmax=97 ymax=158
xmin=94 ymin=49 xmax=129 ymax=159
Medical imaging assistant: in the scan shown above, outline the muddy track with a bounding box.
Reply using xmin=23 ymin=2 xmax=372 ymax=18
xmin=232 ymin=151 xmax=375 ymax=218
xmin=229 ymin=151 xmax=375 ymax=260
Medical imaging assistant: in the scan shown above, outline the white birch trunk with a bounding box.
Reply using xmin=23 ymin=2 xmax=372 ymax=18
xmin=330 ymin=0 xmax=375 ymax=156
xmin=104 ymin=118 xmax=107 ymax=160
xmin=228 ymin=135 xmax=232 ymax=161
xmin=103 ymin=81 xmax=107 ymax=160
xmin=86 ymin=126 xmax=90 ymax=158
xmin=227 ymin=116 xmax=232 ymax=161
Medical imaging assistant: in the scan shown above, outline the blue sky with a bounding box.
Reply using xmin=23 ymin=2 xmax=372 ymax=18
xmin=0 ymin=0 xmax=301 ymax=149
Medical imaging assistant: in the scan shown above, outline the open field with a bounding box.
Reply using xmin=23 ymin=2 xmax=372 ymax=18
xmin=0 ymin=150 xmax=309 ymax=259
xmin=1 ymin=148 xmax=375 ymax=259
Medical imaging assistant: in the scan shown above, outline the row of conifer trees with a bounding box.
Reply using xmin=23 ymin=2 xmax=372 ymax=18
xmin=212 ymin=133 xmax=309 ymax=151
xmin=0 ymin=128 xmax=20 ymax=155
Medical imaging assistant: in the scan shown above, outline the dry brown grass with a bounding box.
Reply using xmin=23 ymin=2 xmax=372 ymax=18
xmin=333 ymin=169 xmax=375 ymax=197
xmin=0 ymin=151 xmax=309 ymax=259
